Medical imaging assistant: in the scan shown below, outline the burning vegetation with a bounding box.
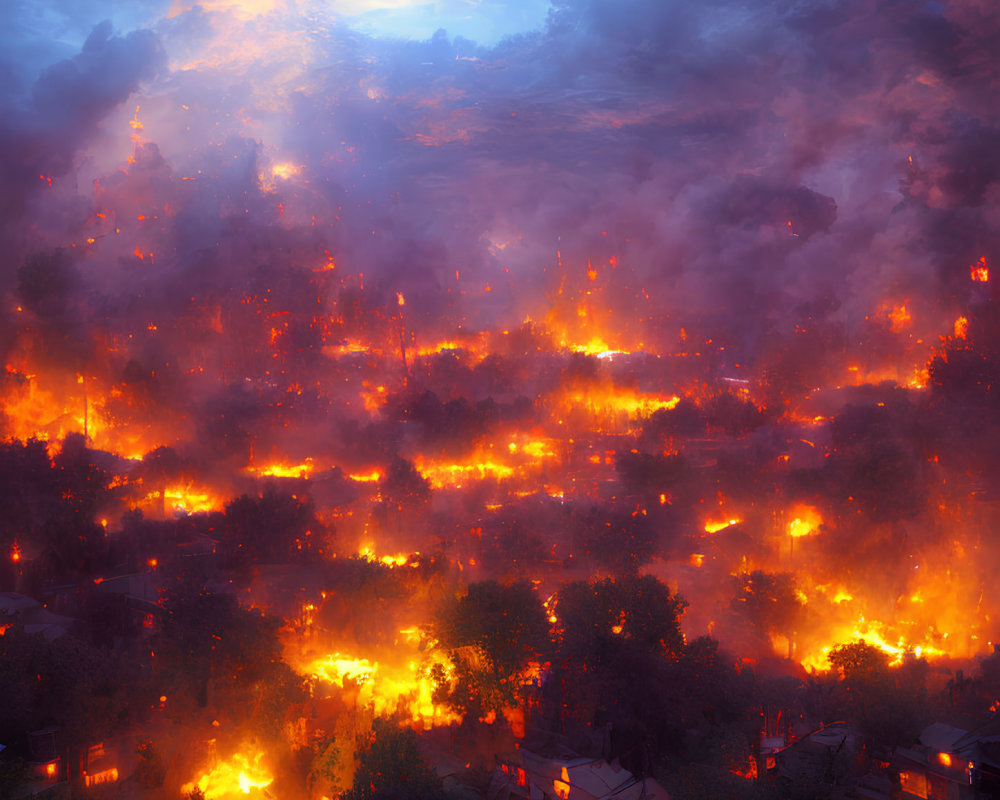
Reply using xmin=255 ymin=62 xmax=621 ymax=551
xmin=5 ymin=250 xmax=1000 ymax=797
xmin=3 ymin=0 xmax=1000 ymax=798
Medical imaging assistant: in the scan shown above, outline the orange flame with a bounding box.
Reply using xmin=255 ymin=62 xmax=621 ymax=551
xmin=887 ymin=303 xmax=911 ymax=333
xmin=302 ymin=645 xmax=459 ymax=728
xmin=182 ymin=748 xmax=273 ymax=799
xmin=553 ymin=766 xmax=571 ymax=799
xmin=971 ymin=256 xmax=989 ymax=282
xmin=954 ymin=316 xmax=969 ymax=339
xmin=787 ymin=506 xmax=822 ymax=538
xmin=704 ymin=518 xmax=740 ymax=534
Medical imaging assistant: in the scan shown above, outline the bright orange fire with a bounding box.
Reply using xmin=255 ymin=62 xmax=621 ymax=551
xmin=779 ymin=527 xmax=975 ymax=671
xmin=299 ymin=641 xmax=459 ymax=728
xmin=246 ymin=460 xmax=316 ymax=479
xmin=306 ymin=652 xmax=376 ymax=685
xmin=704 ymin=518 xmax=740 ymax=534
xmin=0 ymin=191 xmax=992 ymax=699
xmin=553 ymin=765 xmax=571 ymax=799
xmin=954 ymin=316 xmax=969 ymax=339
xmin=787 ymin=506 xmax=822 ymax=538
xmin=415 ymin=455 xmax=515 ymax=489
xmin=798 ymin=616 xmax=949 ymax=673
xmin=357 ymin=545 xmax=412 ymax=567
xmin=182 ymin=748 xmax=273 ymax=799
xmin=886 ymin=302 xmax=912 ymax=333
xmin=134 ymin=484 xmax=222 ymax=516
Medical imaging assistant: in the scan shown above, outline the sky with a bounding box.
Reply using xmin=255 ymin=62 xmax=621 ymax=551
xmin=0 ymin=0 xmax=998 ymax=373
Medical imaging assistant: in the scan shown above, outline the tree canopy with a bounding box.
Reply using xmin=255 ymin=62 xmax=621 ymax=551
xmin=342 ymin=718 xmax=445 ymax=800
xmin=435 ymin=580 xmax=548 ymax=716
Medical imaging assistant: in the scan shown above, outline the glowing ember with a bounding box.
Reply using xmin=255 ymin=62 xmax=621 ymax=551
xmin=412 ymin=335 xmax=490 ymax=358
xmin=83 ymin=767 xmax=118 ymax=787
xmin=971 ymin=256 xmax=990 ymax=282
xmin=349 ymin=471 xmax=382 ymax=482
xmin=327 ymin=340 xmax=371 ymax=356
xmin=570 ymin=337 xmax=614 ymax=356
xmin=813 ymin=584 xmax=854 ymax=604
xmin=559 ymin=388 xmax=680 ymax=422
xmin=507 ymin=438 xmax=557 ymax=459
xmin=362 ymin=383 xmax=388 ymax=413
xmin=136 ymin=485 xmax=221 ymax=516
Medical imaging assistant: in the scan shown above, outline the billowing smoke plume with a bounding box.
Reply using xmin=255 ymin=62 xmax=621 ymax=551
xmin=2 ymin=1 xmax=997 ymax=346
xmin=2 ymin=0 xmax=1000 ymax=664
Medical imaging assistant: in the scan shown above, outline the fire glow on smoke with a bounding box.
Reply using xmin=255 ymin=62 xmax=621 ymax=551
xmin=4 ymin=1 xmax=1000 ymax=782
xmin=181 ymin=748 xmax=273 ymax=799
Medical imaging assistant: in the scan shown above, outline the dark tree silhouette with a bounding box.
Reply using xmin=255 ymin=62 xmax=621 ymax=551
xmin=825 ymin=403 xmax=924 ymax=522
xmin=557 ymin=575 xmax=687 ymax=662
xmin=643 ymin=399 xmax=706 ymax=440
xmin=702 ymin=389 xmax=765 ymax=436
xmin=826 ymin=641 xmax=928 ymax=748
xmin=342 ymin=719 xmax=445 ymax=800
xmin=546 ymin=576 xmax=689 ymax=772
xmin=379 ymin=456 xmax=430 ymax=506
xmin=615 ymin=451 xmax=686 ymax=500
xmin=374 ymin=456 xmax=431 ymax=539
xmin=570 ymin=504 xmax=659 ymax=575
xmin=480 ymin=517 xmax=546 ymax=580
xmin=730 ymin=570 xmax=804 ymax=653
xmin=0 ymin=438 xmax=59 ymax=587
xmin=221 ymin=486 xmax=323 ymax=568
xmin=155 ymin=570 xmax=282 ymax=707
xmin=435 ymin=580 xmax=548 ymax=717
